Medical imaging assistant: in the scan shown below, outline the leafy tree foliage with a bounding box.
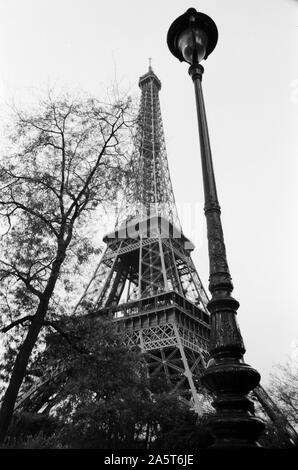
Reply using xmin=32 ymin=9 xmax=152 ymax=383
xmin=3 ymin=317 xmax=211 ymax=449
xmin=0 ymin=92 xmax=134 ymax=441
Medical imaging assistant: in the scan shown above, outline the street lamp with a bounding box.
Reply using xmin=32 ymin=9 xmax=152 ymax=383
xmin=167 ymin=8 xmax=265 ymax=448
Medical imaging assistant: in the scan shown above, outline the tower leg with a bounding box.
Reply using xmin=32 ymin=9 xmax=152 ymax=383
xmin=173 ymin=323 xmax=204 ymax=416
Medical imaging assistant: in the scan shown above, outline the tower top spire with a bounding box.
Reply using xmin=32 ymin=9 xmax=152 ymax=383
xmin=138 ymin=61 xmax=161 ymax=90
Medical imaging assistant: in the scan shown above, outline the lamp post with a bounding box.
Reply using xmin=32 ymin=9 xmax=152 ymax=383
xmin=167 ymin=8 xmax=265 ymax=448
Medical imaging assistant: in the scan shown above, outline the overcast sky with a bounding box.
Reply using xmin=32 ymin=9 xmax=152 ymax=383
xmin=0 ymin=0 xmax=297 ymax=385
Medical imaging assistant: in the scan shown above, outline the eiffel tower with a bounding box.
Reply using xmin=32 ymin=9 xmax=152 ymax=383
xmin=16 ymin=64 xmax=298 ymax=447
xmin=73 ymin=62 xmax=212 ymax=412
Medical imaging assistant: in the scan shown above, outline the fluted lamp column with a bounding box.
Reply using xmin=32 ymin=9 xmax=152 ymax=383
xmin=167 ymin=8 xmax=265 ymax=448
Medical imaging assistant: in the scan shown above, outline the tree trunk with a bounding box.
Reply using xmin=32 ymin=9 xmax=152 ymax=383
xmin=0 ymin=255 xmax=65 ymax=443
xmin=0 ymin=316 xmax=43 ymax=442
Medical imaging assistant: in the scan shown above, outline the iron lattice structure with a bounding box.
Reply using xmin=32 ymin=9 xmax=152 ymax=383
xmin=71 ymin=65 xmax=211 ymax=412
xmin=15 ymin=66 xmax=298 ymax=447
xmin=114 ymin=65 xmax=180 ymax=228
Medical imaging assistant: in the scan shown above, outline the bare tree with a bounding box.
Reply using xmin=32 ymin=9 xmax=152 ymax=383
xmin=268 ymin=360 xmax=298 ymax=428
xmin=0 ymin=91 xmax=133 ymax=441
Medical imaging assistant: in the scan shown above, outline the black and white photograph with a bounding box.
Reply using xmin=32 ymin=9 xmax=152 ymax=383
xmin=0 ymin=0 xmax=297 ymax=460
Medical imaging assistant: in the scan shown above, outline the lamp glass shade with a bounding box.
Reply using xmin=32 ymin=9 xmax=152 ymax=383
xmin=177 ymin=27 xmax=208 ymax=64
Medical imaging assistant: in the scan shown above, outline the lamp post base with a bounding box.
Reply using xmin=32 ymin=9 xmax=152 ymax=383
xmin=205 ymin=408 xmax=265 ymax=449
xmin=202 ymin=339 xmax=265 ymax=447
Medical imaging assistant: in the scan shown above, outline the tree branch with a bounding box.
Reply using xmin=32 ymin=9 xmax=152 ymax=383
xmin=0 ymin=259 xmax=43 ymax=298
xmin=1 ymin=315 xmax=35 ymax=333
